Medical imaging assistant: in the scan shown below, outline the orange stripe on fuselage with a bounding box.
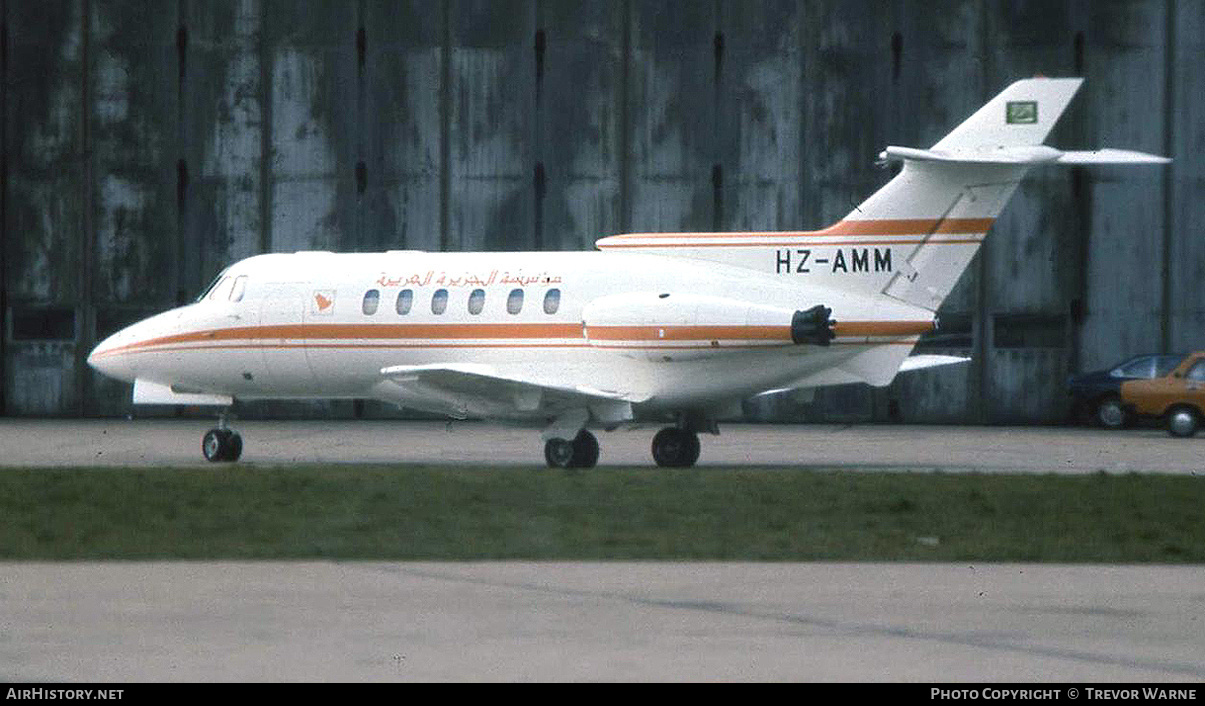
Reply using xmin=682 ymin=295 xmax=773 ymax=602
xmin=598 ymin=218 xmax=996 ymax=240
xmin=92 ymin=320 xmax=934 ymax=358
xmin=585 ymin=320 xmax=933 ymax=342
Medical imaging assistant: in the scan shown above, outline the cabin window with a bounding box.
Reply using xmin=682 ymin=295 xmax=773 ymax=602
xmin=229 ymin=275 xmax=248 ymax=302
xmin=362 ymin=289 xmax=380 ymax=315
xmin=468 ymin=288 xmax=486 ymax=315
xmin=431 ymin=288 xmax=448 ymax=315
xmin=396 ymin=289 xmax=413 ymax=315
xmin=507 ymin=288 xmax=524 ymax=315
xmin=543 ymin=288 xmax=561 ymax=315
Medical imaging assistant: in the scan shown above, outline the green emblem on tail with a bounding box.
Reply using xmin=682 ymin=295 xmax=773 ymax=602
xmin=1006 ymin=101 xmax=1038 ymax=124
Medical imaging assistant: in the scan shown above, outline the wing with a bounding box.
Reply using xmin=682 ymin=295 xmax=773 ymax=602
xmin=375 ymin=363 xmax=645 ymax=425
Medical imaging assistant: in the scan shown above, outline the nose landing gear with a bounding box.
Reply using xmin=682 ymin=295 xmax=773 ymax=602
xmin=202 ymin=412 xmax=243 ymax=462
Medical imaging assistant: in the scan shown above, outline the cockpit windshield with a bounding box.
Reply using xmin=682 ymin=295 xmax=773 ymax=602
xmin=196 ymin=268 xmax=231 ymax=302
xmin=194 ymin=270 xmax=248 ymax=304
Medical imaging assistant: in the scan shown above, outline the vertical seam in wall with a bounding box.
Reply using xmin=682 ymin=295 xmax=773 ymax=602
xmin=797 ymin=0 xmax=805 ymax=230
xmin=1160 ymin=0 xmax=1175 ymax=353
xmin=533 ymin=0 xmax=543 ymax=250
xmin=618 ymin=0 xmax=630 ymax=233
xmin=973 ymin=5 xmax=991 ymax=424
xmin=258 ymin=0 xmax=272 ymax=254
xmin=0 ymin=0 xmax=8 ymax=414
xmin=174 ymin=0 xmax=185 ymax=306
xmin=439 ymin=0 xmax=451 ymax=252
xmin=356 ymin=0 xmax=366 ymax=251
xmin=78 ymin=0 xmax=94 ymax=415
xmin=712 ymin=0 xmax=721 ymax=231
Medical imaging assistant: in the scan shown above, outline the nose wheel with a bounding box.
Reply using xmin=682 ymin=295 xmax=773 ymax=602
xmin=202 ymin=428 xmax=243 ymax=462
xmin=651 ymin=427 xmax=700 ymax=468
xmin=544 ymin=430 xmax=599 ymax=468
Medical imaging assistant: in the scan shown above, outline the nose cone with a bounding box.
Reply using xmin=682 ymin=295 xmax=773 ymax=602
xmin=88 ymin=331 xmax=136 ymax=383
xmin=88 ymin=308 xmax=185 ymax=384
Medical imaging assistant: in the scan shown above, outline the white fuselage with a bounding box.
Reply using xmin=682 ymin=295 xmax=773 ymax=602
xmin=88 ymin=248 xmax=933 ymax=423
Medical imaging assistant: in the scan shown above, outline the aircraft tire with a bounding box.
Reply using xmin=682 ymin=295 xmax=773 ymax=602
xmin=203 ymin=428 xmax=243 ymax=462
xmin=544 ymin=438 xmax=575 ymax=468
xmin=651 ymin=428 xmax=700 ymax=468
xmin=570 ymin=430 xmax=599 ymax=469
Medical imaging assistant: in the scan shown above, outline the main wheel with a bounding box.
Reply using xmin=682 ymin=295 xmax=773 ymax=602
xmin=1095 ymin=396 xmax=1126 ymax=429
xmin=570 ymin=430 xmax=600 ymax=469
xmin=651 ymin=427 xmax=700 ymax=468
xmin=202 ymin=429 xmax=243 ymax=462
xmin=1166 ymin=407 xmax=1199 ymax=438
xmin=544 ymin=437 xmax=575 ymax=468
xmin=545 ymin=431 xmax=601 ymax=469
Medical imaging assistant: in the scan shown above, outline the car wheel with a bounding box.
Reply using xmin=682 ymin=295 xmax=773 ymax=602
xmin=1166 ymin=407 xmax=1199 ymax=438
xmin=1095 ymin=396 xmax=1126 ymax=429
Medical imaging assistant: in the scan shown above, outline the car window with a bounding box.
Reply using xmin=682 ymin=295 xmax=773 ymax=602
xmin=1155 ymin=355 xmax=1187 ymax=377
xmin=1187 ymin=359 xmax=1205 ymax=382
xmin=1112 ymin=356 xmax=1155 ymax=378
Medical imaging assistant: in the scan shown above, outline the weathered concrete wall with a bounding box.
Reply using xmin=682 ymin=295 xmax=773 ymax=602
xmin=2 ymin=0 xmax=1201 ymax=423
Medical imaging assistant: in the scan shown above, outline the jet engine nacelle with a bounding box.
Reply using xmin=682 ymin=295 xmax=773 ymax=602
xmin=582 ymin=292 xmax=833 ymax=361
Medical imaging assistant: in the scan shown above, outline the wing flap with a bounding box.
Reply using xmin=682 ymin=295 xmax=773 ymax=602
xmin=378 ymin=363 xmax=645 ymax=421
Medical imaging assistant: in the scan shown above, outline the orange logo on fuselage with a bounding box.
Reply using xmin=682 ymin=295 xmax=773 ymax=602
xmin=312 ymin=290 xmax=335 ymax=315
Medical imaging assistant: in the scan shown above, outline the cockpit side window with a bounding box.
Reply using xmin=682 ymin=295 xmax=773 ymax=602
xmin=229 ymin=275 xmax=248 ymax=302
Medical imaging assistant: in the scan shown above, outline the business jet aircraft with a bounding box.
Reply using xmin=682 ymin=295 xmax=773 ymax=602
xmin=88 ymin=78 xmax=1167 ymax=467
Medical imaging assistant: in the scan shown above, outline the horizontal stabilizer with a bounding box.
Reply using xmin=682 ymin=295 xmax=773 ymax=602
xmin=879 ymin=145 xmax=1169 ymax=166
xmin=1055 ymin=149 xmax=1171 ymax=165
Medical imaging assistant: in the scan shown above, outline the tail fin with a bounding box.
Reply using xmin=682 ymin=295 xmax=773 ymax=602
xmin=852 ymin=78 xmax=1083 ymax=311
xmin=930 ymin=77 xmax=1083 ymax=152
xmin=595 ymin=78 xmax=1166 ymax=314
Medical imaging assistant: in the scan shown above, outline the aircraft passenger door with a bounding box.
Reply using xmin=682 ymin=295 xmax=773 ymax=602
xmin=258 ymin=282 xmax=315 ymax=392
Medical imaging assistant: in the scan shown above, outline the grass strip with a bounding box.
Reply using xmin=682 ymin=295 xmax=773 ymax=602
xmin=1 ymin=466 xmax=1201 ymax=562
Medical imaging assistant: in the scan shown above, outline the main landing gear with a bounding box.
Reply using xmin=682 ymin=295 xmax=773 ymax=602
xmin=650 ymin=427 xmax=700 ymax=468
xmin=544 ymin=430 xmax=600 ymax=469
xmin=542 ymin=425 xmax=705 ymax=469
xmin=202 ymin=412 xmax=243 ymax=462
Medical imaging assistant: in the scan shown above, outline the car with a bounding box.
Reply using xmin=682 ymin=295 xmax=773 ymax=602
xmin=1119 ymin=352 xmax=1205 ymax=438
xmin=1067 ymin=354 xmax=1188 ymax=429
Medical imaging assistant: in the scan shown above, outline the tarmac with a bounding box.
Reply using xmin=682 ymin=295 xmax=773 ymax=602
xmin=1 ymin=419 xmax=1202 ymax=682
xmin=2 ymin=561 xmax=1203 ymax=682
xmin=1 ymin=418 xmax=1203 ymax=472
